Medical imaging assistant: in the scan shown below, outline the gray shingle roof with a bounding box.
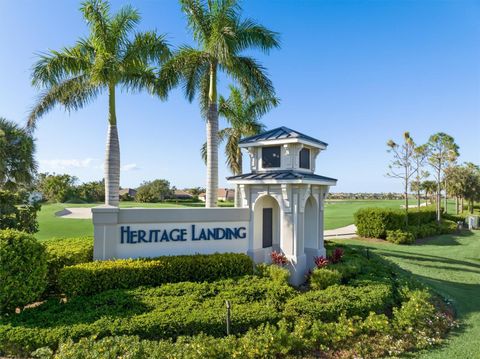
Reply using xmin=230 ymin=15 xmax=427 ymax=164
xmin=238 ymin=126 xmax=328 ymax=147
xmin=227 ymin=170 xmax=337 ymax=183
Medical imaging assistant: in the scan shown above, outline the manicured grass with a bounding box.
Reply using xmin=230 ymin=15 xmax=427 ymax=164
xmin=36 ymin=199 xmax=465 ymax=241
xmin=36 ymin=199 xmax=408 ymax=240
xmin=335 ymin=230 xmax=480 ymax=359
xmin=35 ymin=201 xmax=232 ymax=241
xmin=323 ymin=199 xmax=404 ymax=229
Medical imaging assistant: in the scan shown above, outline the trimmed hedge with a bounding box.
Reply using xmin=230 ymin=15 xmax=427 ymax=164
xmin=59 ymin=253 xmax=254 ymax=297
xmin=354 ymin=207 xmax=457 ymax=241
xmin=44 ymin=237 xmax=93 ymax=293
xmin=283 ymin=282 xmax=395 ymax=322
xmin=0 ymin=230 xmax=48 ymax=314
xmin=44 ymin=289 xmax=454 ymax=359
xmin=354 ymin=208 xmax=405 ymax=238
xmin=0 ymin=277 xmax=289 ymax=355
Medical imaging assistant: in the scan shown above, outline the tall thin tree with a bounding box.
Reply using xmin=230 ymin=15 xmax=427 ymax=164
xmin=411 ymin=144 xmax=429 ymax=209
xmin=28 ymin=0 xmax=170 ymax=206
xmin=426 ymin=133 xmax=459 ymax=222
xmin=160 ymin=0 xmax=279 ymax=207
xmin=386 ymin=132 xmax=416 ymax=226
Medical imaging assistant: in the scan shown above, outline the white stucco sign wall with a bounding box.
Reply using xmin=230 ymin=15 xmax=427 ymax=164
xmin=93 ymin=207 xmax=250 ymax=260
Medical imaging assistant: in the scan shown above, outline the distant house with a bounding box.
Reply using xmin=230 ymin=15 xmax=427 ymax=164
xmin=173 ymin=190 xmax=193 ymax=200
xmin=119 ymin=188 xmax=137 ymax=199
xmin=199 ymin=188 xmax=235 ymax=202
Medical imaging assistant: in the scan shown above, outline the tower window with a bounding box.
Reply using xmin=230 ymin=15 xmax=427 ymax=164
xmin=299 ymin=148 xmax=310 ymax=169
xmin=262 ymin=146 xmax=281 ymax=168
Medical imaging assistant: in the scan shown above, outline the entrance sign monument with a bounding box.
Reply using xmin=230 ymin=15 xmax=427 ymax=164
xmin=93 ymin=127 xmax=337 ymax=285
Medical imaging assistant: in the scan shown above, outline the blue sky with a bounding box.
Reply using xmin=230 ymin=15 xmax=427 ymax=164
xmin=0 ymin=0 xmax=479 ymax=192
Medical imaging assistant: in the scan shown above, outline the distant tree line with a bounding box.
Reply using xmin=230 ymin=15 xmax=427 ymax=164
xmin=327 ymin=193 xmax=406 ymax=200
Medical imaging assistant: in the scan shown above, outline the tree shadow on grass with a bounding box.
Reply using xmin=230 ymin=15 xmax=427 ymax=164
xmin=346 ymin=239 xmax=480 ymax=357
xmin=417 ymin=230 xmax=475 ymax=245
xmin=371 ymin=250 xmax=480 ymax=271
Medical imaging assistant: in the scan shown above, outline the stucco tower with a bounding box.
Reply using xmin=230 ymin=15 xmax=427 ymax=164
xmin=227 ymin=127 xmax=337 ymax=285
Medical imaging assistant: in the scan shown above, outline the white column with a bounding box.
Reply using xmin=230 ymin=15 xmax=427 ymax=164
xmin=92 ymin=206 xmax=119 ymax=260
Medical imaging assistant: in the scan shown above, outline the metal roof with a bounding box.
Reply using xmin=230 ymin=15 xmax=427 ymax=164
xmin=238 ymin=126 xmax=328 ymax=147
xmin=227 ymin=170 xmax=337 ymax=183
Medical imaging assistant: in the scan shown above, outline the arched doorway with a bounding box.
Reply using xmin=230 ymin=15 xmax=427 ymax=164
xmin=253 ymin=195 xmax=281 ymax=254
xmin=304 ymin=196 xmax=318 ymax=250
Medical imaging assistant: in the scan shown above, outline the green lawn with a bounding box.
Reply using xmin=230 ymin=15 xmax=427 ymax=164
xmin=336 ymin=231 xmax=480 ymax=359
xmin=36 ymin=199 xmax=466 ymax=241
xmin=323 ymin=199 xmax=405 ymax=229
xmin=36 ymin=199 xmax=408 ymax=240
xmin=35 ymin=201 xmax=235 ymax=240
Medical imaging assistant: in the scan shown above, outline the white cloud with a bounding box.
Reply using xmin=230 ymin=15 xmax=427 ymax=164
xmin=39 ymin=158 xmax=99 ymax=170
xmin=121 ymin=163 xmax=139 ymax=172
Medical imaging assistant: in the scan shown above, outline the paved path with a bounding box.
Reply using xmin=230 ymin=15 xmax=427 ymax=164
xmin=324 ymin=224 xmax=357 ymax=239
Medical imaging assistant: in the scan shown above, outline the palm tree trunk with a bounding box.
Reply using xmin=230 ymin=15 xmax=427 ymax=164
xmin=105 ymin=84 xmax=120 ymax=206
xmin=456 ymin=196 xmax=459 ymax=215
xmin=205 ymin=64 xmax=218 ymax=208
xmin=461 ymin=197 xmax=464 ymax=213
xmin=234 ymin=155 xmax=242 ymax=207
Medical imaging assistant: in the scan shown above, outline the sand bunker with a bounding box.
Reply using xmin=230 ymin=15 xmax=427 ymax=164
xmin=55 ymin=207 xmax=93 ymax=219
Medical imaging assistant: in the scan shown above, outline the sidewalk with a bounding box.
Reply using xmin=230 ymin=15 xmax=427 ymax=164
xmin=324 ymin=224 xmax=357 ymax=239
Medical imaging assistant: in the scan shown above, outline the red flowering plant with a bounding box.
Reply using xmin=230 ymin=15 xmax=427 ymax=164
xmin=313 ymin=256 xmax=329 ymax=268
xmin=270 ymin=251 xmax=289 ymax=266
xmin=328 ymin=247 xmax=345 ymax=264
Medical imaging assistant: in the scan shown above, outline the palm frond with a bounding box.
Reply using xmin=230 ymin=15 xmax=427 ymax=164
xmin=28 ymin=75 xmax=101 ymax=129
xmin=123 ymin=31 xmax=170 ymax=65
xmin=234 ymin=19 xmax=280 ymax=53
xmin=246 ymin=95 xmax=279 ymax=120
xmin=32 ymin=39 xmax=94 ymax=87
xmin=159 ymin=46 xmax=209 ymax=101
xmin=225 ymin=130 xmax=241 ymax=174
xmin=80 ymin=0 xmax=111 ymax=46
xmin=120 ymin=63 xmax=157 ymax=95
xmin=110 ymin=4 xmax=140 ymax=48
xmin=180 ymin=0 xmax=211 ymax=44
xmin=224 ymin=56 xmax=275 ymax=97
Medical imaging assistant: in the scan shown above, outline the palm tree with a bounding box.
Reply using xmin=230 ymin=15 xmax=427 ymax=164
xmin=0 ymin=118 xmax=37 ymax=190
xmin=202 ymin=85 xmax=278 ymax=172
xmin=201 ymin=86 xmax=278 ymax=206
xmin=160 ymin=0 xmax=279 ymax=207
xmin=28 ymin=0 xmax=170 ymax=206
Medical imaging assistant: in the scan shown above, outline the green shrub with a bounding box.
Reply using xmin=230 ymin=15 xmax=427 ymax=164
xmin=386 ymin=229 xmax=415 ymax=244
xmin=407 ymin=207 xmax=437 ymax=225
xmin=283 ymin=283 xmax=394 ymax=322
xmin=439 ymin=219 xmax=458 ymax=235
xmin=354 ymin=207 xmax=438 ymax=239
xmin=0 ymin=190 xmax=41 ymax=233
xmin=354 ymin=208 xmax=404 ymax=238
xmin=408 ymin=222 xmax=440 ymax=239
xmin=255 ymin=263 xmax=290 ymax=284
xmin=44 ymin=237 xmax=93 ymax=293
xmin=59 ymin=253 xmax=254 ymax=297
xmin=310 ymin=268 xmax=342 ymax=290
xmin=0 ymin=277 xmax=287 ymax=355
xmin=0 ymin=230 xmax=48 ymax=314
